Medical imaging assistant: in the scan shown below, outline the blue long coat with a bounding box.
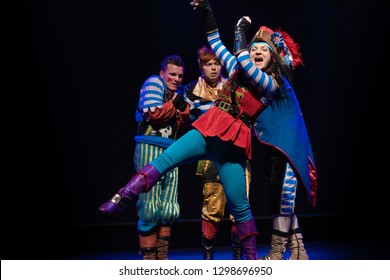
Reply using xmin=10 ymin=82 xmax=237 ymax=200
xmin=253 ymin=78 xmax=318 ymax=206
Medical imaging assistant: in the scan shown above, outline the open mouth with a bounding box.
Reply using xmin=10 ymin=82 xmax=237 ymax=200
xmin=254 ymin=57 xmax=263 ymax=63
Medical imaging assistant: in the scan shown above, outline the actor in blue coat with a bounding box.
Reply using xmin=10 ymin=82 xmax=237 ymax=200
xmin=250 ymin=25 xmax=318 ymax=259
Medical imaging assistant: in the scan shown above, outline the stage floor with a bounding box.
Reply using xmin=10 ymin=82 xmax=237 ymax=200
xmin=64 ymin=239 xmax=386 ymax=260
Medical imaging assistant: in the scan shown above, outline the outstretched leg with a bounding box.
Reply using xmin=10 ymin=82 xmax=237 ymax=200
xmin=99 ymin=163 xmax=161 ymax=215
xmin=99 ymin=129 xmax=209 ymax=215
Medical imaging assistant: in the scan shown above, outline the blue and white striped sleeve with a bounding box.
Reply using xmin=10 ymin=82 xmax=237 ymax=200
xmin=138 ymin=75 xmax=165 ymax=113
xmin=207 ymin=30 xmax=238 ymax=78
xmin=237 ymin=50 xmax=277 ymax=104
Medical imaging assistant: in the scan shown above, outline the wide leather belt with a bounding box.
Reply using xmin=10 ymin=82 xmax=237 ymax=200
xmin=214 ymin=99 xmax=254 ymax=128
xmin=215 ymin=99 xmax=239 ymax=116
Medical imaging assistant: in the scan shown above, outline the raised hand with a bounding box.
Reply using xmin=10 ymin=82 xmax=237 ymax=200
xmin=235 ymin=16 xmax=252 ymax=33
xmin=191 ymin=0 xmax=217 ymax=34
xmin=190 ymin=0 xmax=213 ymax=17
xmin=189 ymin=0 xmax=201 ymax=9
xmin=233 ymin=16 xmax=252 ymax=55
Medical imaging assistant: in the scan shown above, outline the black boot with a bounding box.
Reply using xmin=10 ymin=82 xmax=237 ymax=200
xmin=231 ymin=232 xmax=243 ymax=260
xmin=202 ymin=234 xmax=215 ymax=260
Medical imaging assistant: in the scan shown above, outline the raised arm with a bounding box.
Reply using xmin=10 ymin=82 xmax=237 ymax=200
xmin=233 ymin=16 xmax=251 ymax=55
xmin=191 ymin=0 xmax=238 ymax=77
xmin=234 ymin=16 xmax=278 ymax=101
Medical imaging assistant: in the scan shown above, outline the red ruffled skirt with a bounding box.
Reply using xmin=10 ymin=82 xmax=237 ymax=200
xmin=192 ymin=106 xmax=253 ymax=159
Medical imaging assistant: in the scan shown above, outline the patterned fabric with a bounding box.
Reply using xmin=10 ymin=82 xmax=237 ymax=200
xmin=201 ymin=181 xmax=226 ymax=223
xmin=134 ymin=143 xmax=180 ymax=233
xmin=280 ymin=163 xmax=297 ymax=215
xmin=136 ymin=75 xmax=169 ymax=118
xmin=207 ymin=31 xmax=277 ymax=96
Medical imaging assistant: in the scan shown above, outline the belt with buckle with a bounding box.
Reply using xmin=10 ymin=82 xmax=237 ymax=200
xmin=215 ymin=99 xmax=239 ymax=116
xmin=214 ymin=100 xmax=254 ymax=128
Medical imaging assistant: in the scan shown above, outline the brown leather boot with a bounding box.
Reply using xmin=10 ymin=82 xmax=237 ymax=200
xmin=288 ymin=229 xmax=309 ymax=260
xmin=157 ymin=225 xmax=171 ymax=260
xmin=139 ymin=232 xmax=158 ymax=260
xmin=261 ymin=231 xmax=288 ymax=260
xmin=261 ymin=215 xmax=291 ymax=260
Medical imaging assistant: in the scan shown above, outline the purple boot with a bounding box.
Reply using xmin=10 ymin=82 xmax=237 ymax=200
xmin=99 ymin=163 xmax=161 ymax=215
xmin=236 ymin=218 xmax=259 ymax=260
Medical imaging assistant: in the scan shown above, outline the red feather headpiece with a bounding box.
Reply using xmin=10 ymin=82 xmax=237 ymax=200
xmin=249 ymin=26 xmax=304 ymax=69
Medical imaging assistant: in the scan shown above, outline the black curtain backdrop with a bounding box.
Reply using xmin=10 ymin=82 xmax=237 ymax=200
xmin=9 ymin=0 xmax=381 ymax=259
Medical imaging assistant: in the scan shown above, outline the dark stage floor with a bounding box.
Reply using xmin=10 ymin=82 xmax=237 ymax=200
xmin=4 ymin=214 xmax=388 ymax=261
xmin=53 ymin=213 xmax=387 ymax=261
xmin=61 ymin=239 xmax=385 ymax=260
